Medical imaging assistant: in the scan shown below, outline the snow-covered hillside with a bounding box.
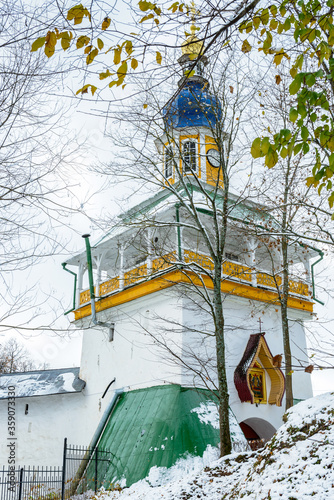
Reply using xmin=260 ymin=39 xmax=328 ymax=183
xmin=73 ymin=392 xmax=334 ymax=500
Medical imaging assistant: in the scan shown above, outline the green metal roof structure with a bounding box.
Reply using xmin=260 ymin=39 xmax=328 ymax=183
xmin=83 ymin=385 xmax=246 ymax=490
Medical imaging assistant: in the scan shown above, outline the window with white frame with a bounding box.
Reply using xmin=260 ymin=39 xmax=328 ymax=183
xmin=165 ymin=146 xmax=173 ymax=178
xmin=183 ymin=140 xmax=197 ymax=173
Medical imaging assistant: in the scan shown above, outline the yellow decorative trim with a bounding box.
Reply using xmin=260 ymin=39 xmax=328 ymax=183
xmin=289 ymin=280 xmax=309 ymax=296
xmin=124 ymin=264 xmax=147 ymax=287
xmin=257 ymin=272 xmax=310 ymax=297
xmin=257 ymin=272 xmax=282 ymax=288
xmin=75 ymin=269 xmax=313 ymax=321
xmin=100 ymin=277 xmax=119 ymax=296
xmin=79 ymin=288 xmax=93 ymax=305
xmin=205 ymin=135 xmax=224 ymax=188
xmin=152 ymin=252 xmax=176 ymax=272
xmin=223 ymin=261 xmax=252 ymax=282
xmin=184 ymin=250 xmax=214 ymax=270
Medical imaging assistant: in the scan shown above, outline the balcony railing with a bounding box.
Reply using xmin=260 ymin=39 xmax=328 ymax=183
xmin=78 ymin=250 xmax=311 ymax=307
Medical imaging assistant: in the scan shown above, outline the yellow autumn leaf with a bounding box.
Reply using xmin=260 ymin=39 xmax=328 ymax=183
xmin=139 ymin=0 xmax=155 ymax=12
xmin=60 ymin=32 xmax=71 ymax=51
xmin=99 ymin=69 xmax=112 ymax=80
xmin=44 ymin=44 xmax=55 ymax=58
xmin=143 ymin=104 xmax=148 ymax=109
xmin=131 ymin=58 xmax=139 ymax=70
xmin=290 ymin=67 xmax=298 ymax=78
xmin=241 ymin=40 xmax=252 ymax=53
xmin=125 ymin=40 xmax=133 ymax=55
xmin=253 ymin=16 xmax=261 ymax=30
xmin=102 ymin=17 xmax=111 ymax=30
xmin=67 ymin=4 xmax=91 ymax=25
xmin=140 ymin=13 xmax=154 ymax=23
xmin=273 ymin=50 xmax=285 ymax=66
xmin=45 ymin=31 xmax=57 ymax=58
xmin=117 ymin=61 xmax=128 ymax=78
xmin=156 ymin=51 xmax=162 ymax=64
xmin=114 ymin=47 xmax=122 ymax=65
xmin=45 ymin=31 xmax=56 ymax=48
xmin=97 ymin=38 xmax=104 ymax=50
xmin=31 ymin=37 xmax=46 ymax=52
xmin=76 ymin=35 xmax=90 ymax=49
xmin=76 ymin=84 xmax=97 ymax=96
xmin=265 ymin=149 xmax=278 ymax=168
xmin=86 ymin=48 xmax=98 ymax=65
xmin=250 ymin=138 xmax=261 ymax=158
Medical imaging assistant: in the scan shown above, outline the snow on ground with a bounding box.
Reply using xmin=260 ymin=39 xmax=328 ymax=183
xmin=72 ymin=392 xmax=334 ymax=500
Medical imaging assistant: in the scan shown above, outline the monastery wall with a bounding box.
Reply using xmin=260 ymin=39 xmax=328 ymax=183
xmin=0 ymin=392 xmax=86 ymax=467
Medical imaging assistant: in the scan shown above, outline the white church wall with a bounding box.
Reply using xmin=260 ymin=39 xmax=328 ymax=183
xmin=75 ymin=288 xmax=185 ymax=447
xmin=179 ymin=291 xmax=313 ymax=435
xmin=288 ymin=312 xmax=313 ymax=401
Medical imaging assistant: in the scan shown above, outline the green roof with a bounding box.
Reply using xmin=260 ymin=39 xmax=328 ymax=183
xmin=81 ymin=385 xmax=246 ymax=491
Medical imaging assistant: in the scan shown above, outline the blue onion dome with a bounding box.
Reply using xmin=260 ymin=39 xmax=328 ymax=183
xmin=163 ymin=19 xmax=222 ymax=130
xmin=163 ymin=79 xmax=222 ymax=130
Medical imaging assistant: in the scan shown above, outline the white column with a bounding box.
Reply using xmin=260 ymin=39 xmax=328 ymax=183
xmin=246 ymin=237 xmax=257 ymax=286
xmin=146 ymin=227 xmax=153 ymax=275
xmin=119 ymin=243 xmax=125 ymax=290
xmin=272 ymin=244 xmax=282 ymax=275
xmin=199 ymin=130 xmax=206 ymax=181
xmin=301 ymin=252 xmax=312 ymax=285
xmin=77 ymin=263 xmax=86 ymax=306
xmin=94 ymin=252 xmax=106 ymax=298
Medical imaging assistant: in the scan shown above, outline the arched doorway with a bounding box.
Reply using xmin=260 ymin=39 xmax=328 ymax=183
xmin=240 ymin=418 xmax=276 ymax=451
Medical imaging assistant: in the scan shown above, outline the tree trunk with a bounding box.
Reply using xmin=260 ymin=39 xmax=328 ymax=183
xmin=213 ymin=272 xmax=232 ymax=456
xmin=281 ymin=234 xmax=294 ymax=410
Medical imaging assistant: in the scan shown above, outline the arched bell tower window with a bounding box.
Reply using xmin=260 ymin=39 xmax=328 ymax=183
xmin=183 ymin=141 xmax=197 ymax=173
xmin=165 ymin=146 xmax=173 ymax=179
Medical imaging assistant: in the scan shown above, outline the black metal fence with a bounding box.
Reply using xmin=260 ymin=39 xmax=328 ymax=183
xmin=63 ymin=440 xmax=112 ymax=496
xmin=0 ymin=439 xmax=112 ymax=500
xmin=0 ymin=465 xmax=63 ymax=500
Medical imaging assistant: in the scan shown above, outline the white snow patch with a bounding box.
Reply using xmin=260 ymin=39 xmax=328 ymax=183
xmin=190 ymin=402 xmax=249 ymax=452
xmin=59 ymin=372 xmax=75 ymax=392
xmin=191 ymin=401 xmax=219 ymax=428
xmin=145 ymin=445 xmax=220 ymax=488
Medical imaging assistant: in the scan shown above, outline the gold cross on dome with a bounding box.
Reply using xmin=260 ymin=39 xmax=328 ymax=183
xmin=190 ymin=1 xmax=200 ymax=22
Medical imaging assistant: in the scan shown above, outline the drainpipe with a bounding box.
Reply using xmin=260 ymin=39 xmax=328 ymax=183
xmin=311 ymin=250 xmax=325 ymax=306
xmin=82 ymin=234 xmax=115 ymax=338
xmin=61 ymin=263 xmax=77 ymax=315
xmin=88 ymin=388 xmax=124 ymax=452
xmin=70 ymin=387 xmax=124 ymax=495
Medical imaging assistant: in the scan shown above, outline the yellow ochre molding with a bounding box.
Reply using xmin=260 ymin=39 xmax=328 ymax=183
xmin=73 ymin=269 xmax=313 ymax=321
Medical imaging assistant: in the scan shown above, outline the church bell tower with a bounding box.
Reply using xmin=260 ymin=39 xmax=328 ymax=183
xmin=156 ymin=14 xmax=224 ymax=188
